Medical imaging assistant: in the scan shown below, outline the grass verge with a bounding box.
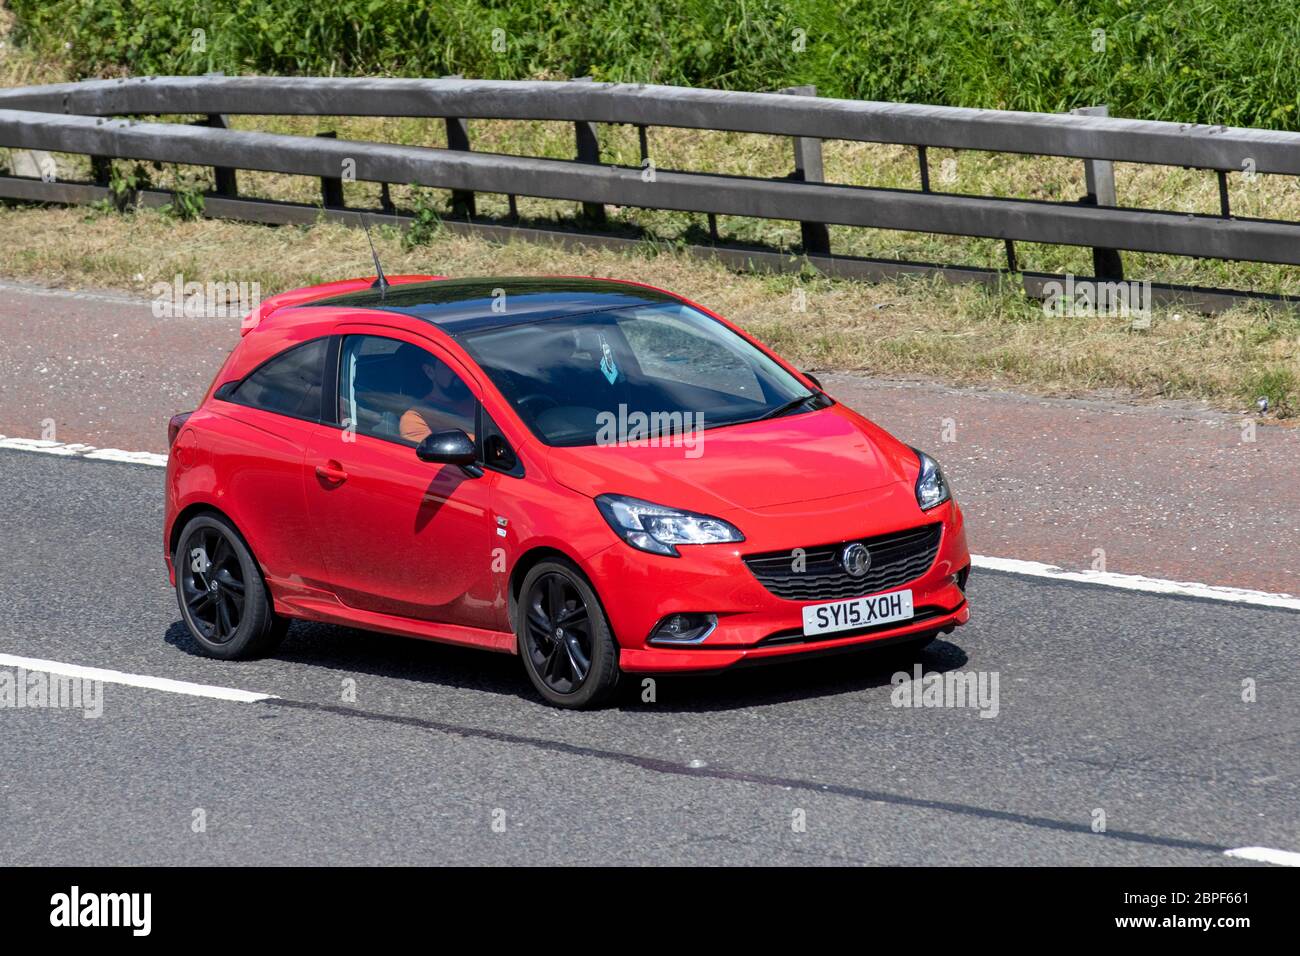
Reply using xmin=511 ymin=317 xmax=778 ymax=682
xmin=0 ymin=202 xmax=1295 ymax=418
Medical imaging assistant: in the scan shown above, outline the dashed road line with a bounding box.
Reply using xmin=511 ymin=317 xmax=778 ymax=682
xmin=971 ymin=555 xmax=1300 ymax=611
xmin=0 ymin=435 xmax=168 ymax=467
xmin=1224 ymin=846 xmax=1300 ymax=867
xmin=0 ymin=653 xmax=276 ymax=703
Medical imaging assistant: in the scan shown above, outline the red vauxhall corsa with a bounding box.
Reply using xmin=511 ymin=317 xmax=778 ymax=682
xmin=164 ymin=275 xmax=971 ymax=707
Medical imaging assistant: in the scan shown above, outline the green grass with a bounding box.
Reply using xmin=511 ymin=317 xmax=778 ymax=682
xmin=10 ymin=0 xmax=1300 ymax=129
xmin=1243 ymin=367 xmax=1298 ymax=417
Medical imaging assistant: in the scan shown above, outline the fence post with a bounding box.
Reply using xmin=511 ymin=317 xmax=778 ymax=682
xmin=1071 ymin=105 xmax=1123 ymax=281
xmin=90 ymin=155 xmax=112 ymax=188
xmin=315 ymin=131 xmax=345 ymax=208
xmin=198 ymin=114 xmax=238 ymax=196
xmin=779 ymin=85 xmax=831 ymax=256
xmin=570 ymin=77 xmax=606 ymax=224
xmin=442 ymin=74 xmax=476 ymax=219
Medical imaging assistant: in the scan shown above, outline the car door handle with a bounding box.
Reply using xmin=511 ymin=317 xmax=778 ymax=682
xmin=315 ymin=461 xmax=349 ymax=484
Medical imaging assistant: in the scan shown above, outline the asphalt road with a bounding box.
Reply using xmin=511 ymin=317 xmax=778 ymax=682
xmin=0 ymin=449 xmax=1295 ymax=865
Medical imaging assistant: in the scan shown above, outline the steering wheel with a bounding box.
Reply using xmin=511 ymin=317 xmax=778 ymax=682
xmin=515 ymin=393 xmax=560 ymax=416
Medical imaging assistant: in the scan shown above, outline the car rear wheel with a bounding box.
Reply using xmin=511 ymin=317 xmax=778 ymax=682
xmin=517 ymin=559 xmax=620 ymax=708
xmin=175 ymin=513 xmax=288 ymax=660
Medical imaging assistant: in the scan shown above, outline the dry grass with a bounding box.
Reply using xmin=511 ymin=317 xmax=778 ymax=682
xmin=1 ymin=202 xmax=1296 ymax=417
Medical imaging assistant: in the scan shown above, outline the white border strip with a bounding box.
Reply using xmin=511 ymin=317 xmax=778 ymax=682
xmin=0 ymin=653 xmax=276 ymax=703
xmin=1224 ymin=846 xmax=1300 ymax=867
xmin=2 ymin=434 xmax=1297 ymax=611
xmin=971 ymin=555 xmax=1300 ymax=611
xmin=0 ymin=435 xmax=168 ymax=467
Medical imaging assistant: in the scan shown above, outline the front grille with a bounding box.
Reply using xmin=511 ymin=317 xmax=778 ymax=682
xmin=742 ymin=523 xmax=942 ymax=601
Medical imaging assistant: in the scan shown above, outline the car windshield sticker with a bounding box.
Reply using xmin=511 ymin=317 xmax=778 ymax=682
xmin=598 ymin=334 xmax=619 ymax=384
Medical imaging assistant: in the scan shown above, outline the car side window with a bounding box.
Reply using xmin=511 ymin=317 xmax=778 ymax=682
xmin=231 ymin=338 xmax=327 ymax=421
xmin=339 ymin=335 xmax=477 ymax=446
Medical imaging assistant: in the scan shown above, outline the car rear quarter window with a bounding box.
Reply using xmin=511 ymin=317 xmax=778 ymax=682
xmin=230 ymin=338 xmax=327 ymax=421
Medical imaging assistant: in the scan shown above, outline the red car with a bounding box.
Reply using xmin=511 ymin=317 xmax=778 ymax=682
xmin=165 ymin=275 xmax=970 ymax=707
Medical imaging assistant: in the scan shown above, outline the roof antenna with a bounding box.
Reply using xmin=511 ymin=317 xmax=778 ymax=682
xmin=362 ymin=215 xmax=389 ymax=296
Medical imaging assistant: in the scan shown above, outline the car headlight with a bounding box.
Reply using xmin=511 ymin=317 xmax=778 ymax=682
xmin=912 ymin=448 xmax=951 ymax=511
xmin=595 ymin=494 xmax=744 ymax=557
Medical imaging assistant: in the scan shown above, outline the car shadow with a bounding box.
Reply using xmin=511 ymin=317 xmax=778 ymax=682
xmin=165 ymin=620 xmax=968 ymax=712
xmin=619 ymin=639 xmax=970 ymax=713
xmin=164 ymin=618 xmax=536 ymax=701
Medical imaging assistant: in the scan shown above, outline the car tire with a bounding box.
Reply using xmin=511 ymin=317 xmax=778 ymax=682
xmin=516 ymin=558 xmax=621 ymax=708
xmin=175 ymin=513 xmax=289 ymax=660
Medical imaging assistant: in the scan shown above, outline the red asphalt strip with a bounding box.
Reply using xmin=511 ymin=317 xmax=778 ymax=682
xmin=0 ymin=281 xmax=1295 ymax=594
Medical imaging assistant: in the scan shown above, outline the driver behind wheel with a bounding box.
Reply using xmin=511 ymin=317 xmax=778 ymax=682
xmin=396 ymin=344 xmax=476 ymax=444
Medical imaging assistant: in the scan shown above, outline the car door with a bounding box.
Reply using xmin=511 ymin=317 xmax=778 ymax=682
xmin=303 ymin=330 xmax=501 ymax=629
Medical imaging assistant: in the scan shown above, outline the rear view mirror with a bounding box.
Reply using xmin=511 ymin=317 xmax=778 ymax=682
xmin=416 ymin=429 xmax=477 ymax=466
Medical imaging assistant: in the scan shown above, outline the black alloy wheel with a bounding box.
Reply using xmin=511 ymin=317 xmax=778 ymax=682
xmin=180 ymin=524 xmax=245 ymax=644
xmin=175 ymin=513 xmax=288 ymax=660
xmin=517 ymin=559 xmax=620 ymax=708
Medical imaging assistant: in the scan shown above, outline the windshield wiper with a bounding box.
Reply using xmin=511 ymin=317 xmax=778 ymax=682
xmin=757 ymin=393 xmax=819 ymax=421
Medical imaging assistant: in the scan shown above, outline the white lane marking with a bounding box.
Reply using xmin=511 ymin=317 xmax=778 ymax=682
xmin=971 ymin=555 xmax=1300 ymax=611
xmin=84 ymin=447 xmax=171 ymax=466
xmin=1224 ymin=846 xmax=1300 ymax=867
xmin=0 ymin=435 xmax=168 ymax=467
xmin=0 ymin=654 xmax=276 ymax=703
xmin=2 ymin=435 xmax=1298 ymax=612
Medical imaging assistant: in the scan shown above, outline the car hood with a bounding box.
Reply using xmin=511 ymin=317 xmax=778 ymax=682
xmin=545 ymin=404 xmax=918 ymax=514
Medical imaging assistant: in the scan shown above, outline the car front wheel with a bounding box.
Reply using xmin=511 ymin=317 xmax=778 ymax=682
xmin=517 ymin=559 xmax=620 ymax=708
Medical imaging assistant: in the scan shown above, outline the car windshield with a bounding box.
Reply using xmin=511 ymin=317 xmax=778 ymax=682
xmin=459 ymin=302 xmax=825 ymax=447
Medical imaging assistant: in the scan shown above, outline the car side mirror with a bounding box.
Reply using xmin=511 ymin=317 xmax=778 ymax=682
xmin=802 ymin=371 xmax=823 ymax=390
xmin=416 ymin=429 xmax=477 ymax=467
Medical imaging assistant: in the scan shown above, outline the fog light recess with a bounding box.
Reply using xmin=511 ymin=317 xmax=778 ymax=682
xmin=648 ymin=613 xmax=718 ymax=646
xmin=955 ymin=565 xmax=970 ymax=593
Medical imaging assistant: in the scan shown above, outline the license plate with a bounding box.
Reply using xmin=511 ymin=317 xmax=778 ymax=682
xmin=802 ymin=589 xmax=914 ymax=636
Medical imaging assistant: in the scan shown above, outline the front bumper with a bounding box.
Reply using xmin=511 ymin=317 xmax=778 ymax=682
xmin=584 ymin=493 xmax=971 ymax=673
xmin=620 ymin=599 xmax=969 ymax=672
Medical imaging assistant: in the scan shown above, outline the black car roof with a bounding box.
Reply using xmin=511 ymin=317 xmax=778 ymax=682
xmin=298 ymin=276 xmax=680 ymax=335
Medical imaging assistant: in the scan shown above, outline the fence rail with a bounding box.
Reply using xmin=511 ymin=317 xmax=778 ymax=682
xmin=0 ymin=76 xmax=1297 ymax=310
